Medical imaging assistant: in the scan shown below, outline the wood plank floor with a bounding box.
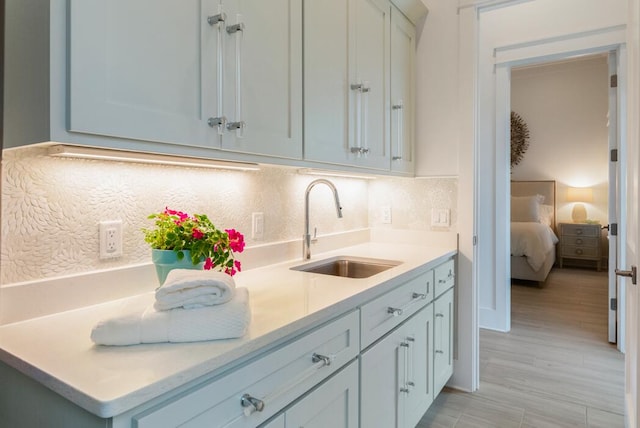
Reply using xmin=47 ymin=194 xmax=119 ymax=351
xmin=418 ymin=267 xmax=625 ymax=428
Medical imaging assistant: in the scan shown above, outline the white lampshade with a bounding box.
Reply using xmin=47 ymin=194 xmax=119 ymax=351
xmin=567 ymin=187 xmax=593 ymax=223
xmin=566 ymin=187 xmax=593 ymax=203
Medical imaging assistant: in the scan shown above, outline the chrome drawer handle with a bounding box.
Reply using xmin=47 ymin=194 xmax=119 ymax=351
xmin=311 ymin=353 xmax=332 ymax=366
xmin=241 ymin=394 xmax=265 ymax=413
xmin=400 ymin=387 xmax=410 ymax=393
xmin=412 ymin=292 xmax=427 ymax=300
xmin=241 ymin=352 xmax=335 ymax=417
xmin=575 ymin=249 xmax=583 ymax=255
xmin=388 ymin=307 xmax=403 ymax=317
xmin=436 ymin=313 xmax=444 ymax=318
xmin=435 ymin=350 xmax=444 ymax=354
xmin=576 ymin=238 xmax=583 ymax=245
xmin=438 ymin=279 xmax=446 ymax=284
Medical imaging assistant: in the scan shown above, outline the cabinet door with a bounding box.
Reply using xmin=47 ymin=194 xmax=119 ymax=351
xmin=353 ymin=0 xmax=391 ymax=170
xmin=360 ymin=325 xmax=403 ymax=428
xmin=284 ymin=361 xmax=359 ymax=428
xmin=303 ymin=0 xmax=353 ymax=166
xmin=402 ymin=305 xmax=434 ymax=428
xmin=69 ymin=0 xmax=219 ymax=148
xmin=434 ymin=288 xmax=454 ymax=395
xmin=390 ymin=7 xmax=416 ymax=175
xmin=221 ymin=0 xmax=303 ymax=159
xmin=304 ymin=0 xmax=390 ymax=170
xmin=261 ymin=414 xmax=285 ymax=428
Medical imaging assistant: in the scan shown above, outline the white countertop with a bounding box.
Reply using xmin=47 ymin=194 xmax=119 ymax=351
xmin=0 ymin=242 xmax=456 ymax=418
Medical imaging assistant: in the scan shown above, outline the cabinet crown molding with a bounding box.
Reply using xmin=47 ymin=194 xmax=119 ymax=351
xmin=391 ymin=0 xmax=428 ymax=24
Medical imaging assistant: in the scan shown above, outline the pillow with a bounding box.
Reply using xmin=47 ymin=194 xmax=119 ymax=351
xmin=538 ymin=204 xmax=554 ymax=226
xmin=511 ymin=195 xmax=543 ymax=222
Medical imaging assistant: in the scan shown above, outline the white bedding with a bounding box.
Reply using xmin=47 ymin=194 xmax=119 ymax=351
xmin=511 ymin=222 xmax=559 ymax=271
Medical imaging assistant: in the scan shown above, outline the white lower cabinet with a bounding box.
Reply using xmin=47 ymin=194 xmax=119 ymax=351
xmin=127 ymin=311 xmax=360 ymax=428
xmin=263 ymin=361 xmax=359 ymax=428
xmin=434 ymin=287 xmax=454 ymax=396
xmin=0 ymin=257 xmax=455 ymax=428
xmin=361 ymin=304 xmax=433 ymax=428
xmin=360 ymin=257 xmax=456 ymax=428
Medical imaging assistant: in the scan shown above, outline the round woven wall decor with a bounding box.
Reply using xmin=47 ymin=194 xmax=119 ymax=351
xmin=510 ymin=111 xmax=530 ymax=168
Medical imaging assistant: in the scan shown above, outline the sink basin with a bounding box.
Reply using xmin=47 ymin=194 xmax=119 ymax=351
xmin=291 ymin=256 xmax=401 ymax=279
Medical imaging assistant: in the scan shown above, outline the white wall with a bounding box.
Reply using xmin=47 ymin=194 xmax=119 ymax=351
xmin=511 ymin=56 xmax=610 ymax=225
xmin=414 ymin=0 xmax=459 ymax=177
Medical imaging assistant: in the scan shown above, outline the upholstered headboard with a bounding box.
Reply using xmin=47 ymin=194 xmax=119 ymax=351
xmin=511 ymin=180 xmax=556 ymax=230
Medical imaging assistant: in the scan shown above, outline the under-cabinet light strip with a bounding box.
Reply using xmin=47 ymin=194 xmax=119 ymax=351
xmin=47 ymin=145 xmax=260 ymax=171
xmin=297 ymin=168 xmax=376 ymax=180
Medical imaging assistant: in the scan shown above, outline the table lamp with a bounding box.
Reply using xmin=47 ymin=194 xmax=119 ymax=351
xmin=566 ymin=187 xmax=593 ymax=223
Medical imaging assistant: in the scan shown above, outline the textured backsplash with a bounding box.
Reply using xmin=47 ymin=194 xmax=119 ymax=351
xmin=1 ymin=146 xmax=457 ymax=284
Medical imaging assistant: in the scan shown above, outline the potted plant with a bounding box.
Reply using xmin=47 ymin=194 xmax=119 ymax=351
xmin=143 ymin=207 xmax=245 ymax=284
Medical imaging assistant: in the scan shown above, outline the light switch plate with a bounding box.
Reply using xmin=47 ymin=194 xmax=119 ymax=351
xmin=381 ymin=206 xmax=392 ymax=224
xmin=252 ymin=212 xmax=264 ymax=240
xmin=431 ymin=208 xmax=450 ymax=227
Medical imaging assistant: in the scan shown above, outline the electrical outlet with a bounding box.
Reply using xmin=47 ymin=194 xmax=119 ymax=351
xmin=381 ymin=206 xmax=392 ymax=224
xmin=100 ymin=220 xmax=123 ymax=259
xmin=252 ymin=212 xmax=264 ymax=240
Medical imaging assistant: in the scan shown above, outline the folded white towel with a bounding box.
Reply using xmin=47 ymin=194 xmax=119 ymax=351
xmin=91 ymin=287 xmax=251 ymax=346
xmin=154 ymin=269 xmax=236 ymax=311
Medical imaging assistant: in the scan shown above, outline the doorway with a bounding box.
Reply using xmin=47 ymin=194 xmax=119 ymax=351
xmin=509 ymin=54 xmax=619 ymax=346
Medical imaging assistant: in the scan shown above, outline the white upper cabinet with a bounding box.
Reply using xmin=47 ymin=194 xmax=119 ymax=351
xmin=219 ymin=0 xmax=303 ymax=158
xmin=7 ymin=0 xmax=425 ymax=174
xmin=303 ymin=0 xmax=391 ymax=171
xmin=390 ymin=6 xmax=416 ymax=175
xmin=69 ymin=0 xmax=215 ymax=147
xmin=68 ymin=0 xmax=302 ymax=159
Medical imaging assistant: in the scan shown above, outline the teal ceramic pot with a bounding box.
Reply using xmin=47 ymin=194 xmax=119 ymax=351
xmin=152 ymin=249 xmax=204 ymax=285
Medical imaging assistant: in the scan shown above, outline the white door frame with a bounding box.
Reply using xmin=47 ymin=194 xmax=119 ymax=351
xmin=488 ymin=26 xmax=627 ymax=332
xmin=608 ymin=51 xmax=620 ymax=346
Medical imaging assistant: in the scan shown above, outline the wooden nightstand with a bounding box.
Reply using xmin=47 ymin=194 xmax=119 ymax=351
xmin=558 ymin=223 xmax=602 ymax=271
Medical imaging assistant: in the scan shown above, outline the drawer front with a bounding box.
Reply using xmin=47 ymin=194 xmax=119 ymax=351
xmin=563 ymin=236 xmax=598 ymax=248
xmin=133 ymin=311 xmax=360 ymax=428
xmin=561 ymin=245 xmax=599 ymax=258
xmin=360 ymin=271 xmax=432 ymax=350
xmin=434 ymin=258 xmax=455 ymax=298
xmin=561 ymin=224 xmax=599 ymax=237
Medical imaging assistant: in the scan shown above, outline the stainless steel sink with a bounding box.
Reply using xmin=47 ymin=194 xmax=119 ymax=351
xmin=291 ymin=256 xmax=401 ymax=279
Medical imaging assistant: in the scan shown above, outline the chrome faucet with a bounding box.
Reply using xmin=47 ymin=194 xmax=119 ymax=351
xmin=303 ymin=179 xmax=343 ymax=259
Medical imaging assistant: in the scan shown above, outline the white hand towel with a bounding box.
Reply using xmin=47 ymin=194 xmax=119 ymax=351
xmin=154 ymin=269 xmax=236 ymax=311
xmin=91 ymin=287 xmax=251 ymax=346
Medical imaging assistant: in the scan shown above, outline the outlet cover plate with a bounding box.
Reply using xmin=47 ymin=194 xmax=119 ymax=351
xmin=100 ymin=220 xmax=123 ymax=259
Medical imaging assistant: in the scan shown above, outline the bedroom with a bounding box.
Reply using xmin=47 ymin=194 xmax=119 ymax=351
xmin=509 ymin=54 xmax=610 ymax=313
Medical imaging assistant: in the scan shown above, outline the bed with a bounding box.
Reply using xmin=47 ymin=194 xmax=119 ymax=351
xmin=511 ymin=180 xmax=559 ymax=283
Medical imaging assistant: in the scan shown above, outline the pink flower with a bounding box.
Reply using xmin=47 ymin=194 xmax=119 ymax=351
xmin=224 ymin=266 xmax=237 ymax=276
xmin=192 ymin=228 xmax=204 ymax=240
xmin=164 ymin=207 xmax=189 ymax=224
xmin=204 ymin=257 xmax=214 ymax=270
xmin=225 ymin=229 xmax=245 ymax=253
xmin=234 ymin=260 xmax=242 ymax=272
